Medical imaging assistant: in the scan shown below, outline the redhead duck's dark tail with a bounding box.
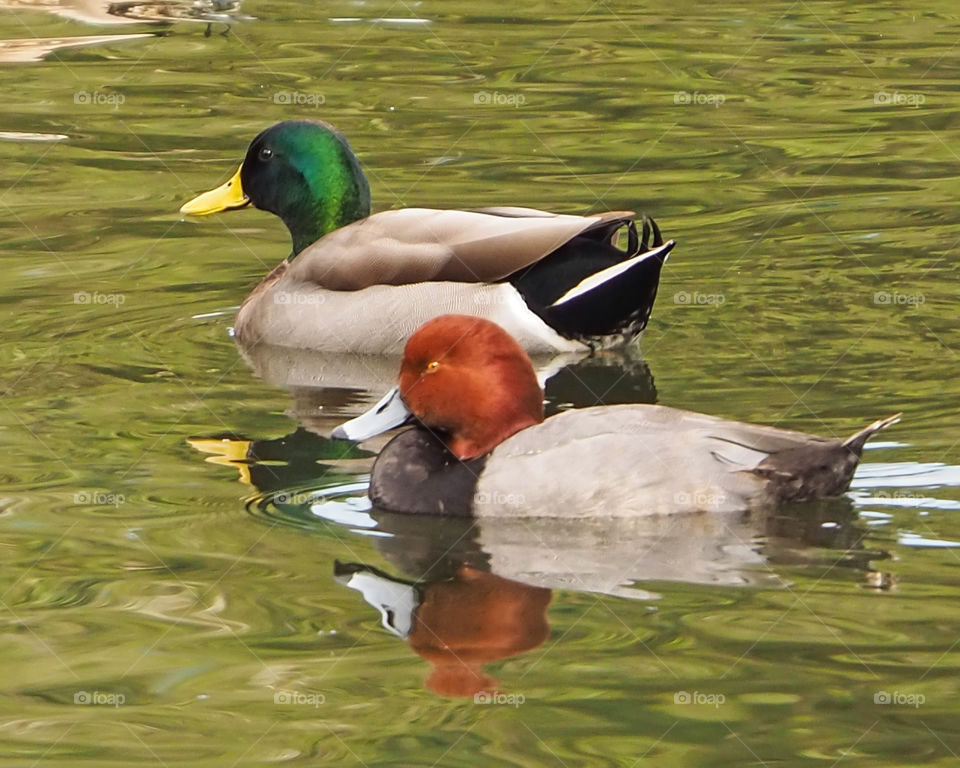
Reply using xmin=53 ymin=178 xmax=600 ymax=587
xmin=842 ymin=413 xmax=902 ymax=454
xmin=753 ymin=413 xmax=901 ymax=504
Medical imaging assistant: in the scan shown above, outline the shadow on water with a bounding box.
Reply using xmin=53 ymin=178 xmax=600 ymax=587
xmin=189 ymin=342 xmax=660 ymax=492
xmin=237 ymin=338 xmax=658 ymax=419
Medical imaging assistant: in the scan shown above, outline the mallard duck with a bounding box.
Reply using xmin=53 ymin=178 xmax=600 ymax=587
xmin=332 ymin=315 xmax=901 ymax=517
xmin=180 ymin=120 xmax=675 ymax=354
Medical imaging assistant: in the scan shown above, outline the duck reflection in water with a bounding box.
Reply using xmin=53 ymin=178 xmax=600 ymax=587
xmin=336 ymin=561 xmax=550 ymax=698
xmin=332 ymin=499 xmax=889 ymax=698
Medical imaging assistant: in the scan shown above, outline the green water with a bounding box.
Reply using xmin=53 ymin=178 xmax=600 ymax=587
xmin=2 ymin=0 xmax=960 ymax=765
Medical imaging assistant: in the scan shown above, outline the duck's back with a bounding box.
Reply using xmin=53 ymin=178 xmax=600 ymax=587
xmin=475 ymin=405 xmax=860 ymax=517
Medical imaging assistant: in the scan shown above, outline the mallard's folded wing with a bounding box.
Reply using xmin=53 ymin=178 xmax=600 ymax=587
xmin=288 ymin=208 xmax=635 ymax=290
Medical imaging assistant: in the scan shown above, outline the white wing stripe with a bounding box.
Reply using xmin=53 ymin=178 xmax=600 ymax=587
xmin=550 ymin=241 xmax=673 ymax=308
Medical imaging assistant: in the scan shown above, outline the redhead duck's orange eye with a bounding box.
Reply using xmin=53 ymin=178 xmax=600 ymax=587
xmin=425 ymin=361 xmax=440 ymax=373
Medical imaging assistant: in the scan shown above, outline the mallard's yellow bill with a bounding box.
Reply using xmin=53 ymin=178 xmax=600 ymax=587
xmin=180 ymin=165 xmax=250 ymax=215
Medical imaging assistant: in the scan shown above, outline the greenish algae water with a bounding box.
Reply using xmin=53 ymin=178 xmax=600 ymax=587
xmin=1 ymin=1 xmax=960 ymax=765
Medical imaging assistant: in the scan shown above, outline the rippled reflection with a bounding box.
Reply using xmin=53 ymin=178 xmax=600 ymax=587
xmin=0 ymin=31 xmax=154 ymax=61
xmin=323 ymin=496 xmax=900 ymax=696
xmin=0 ymin=0 xmax=249 ymax=25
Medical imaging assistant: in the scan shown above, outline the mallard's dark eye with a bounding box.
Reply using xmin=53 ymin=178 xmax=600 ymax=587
xmin=258 ymin=147 xmax=274 ymax=162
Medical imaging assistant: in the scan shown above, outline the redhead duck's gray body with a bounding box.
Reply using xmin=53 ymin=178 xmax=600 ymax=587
xmin=333 ymin=315 xmax=901 ymax=518
xmin=361 ymin=405 xmax=899 ymax=517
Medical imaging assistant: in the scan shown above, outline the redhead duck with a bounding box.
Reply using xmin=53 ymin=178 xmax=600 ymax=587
xmin=180 ymin=120 xmax=674 ymax=354
xmin=332 ymin=315 xmax=901 ymax=516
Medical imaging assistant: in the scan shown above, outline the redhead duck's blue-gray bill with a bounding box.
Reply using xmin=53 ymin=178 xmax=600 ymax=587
xmin=332 ymin=386 xmax=413 ymax=442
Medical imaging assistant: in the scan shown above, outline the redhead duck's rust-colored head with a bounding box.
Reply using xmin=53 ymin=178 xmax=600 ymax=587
xmin=398 ymin=315 xmax=544 ymax=459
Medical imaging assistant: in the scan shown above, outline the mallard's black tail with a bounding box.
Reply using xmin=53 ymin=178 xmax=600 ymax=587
xmin=508 ymin=216 xmax=675 ymax=346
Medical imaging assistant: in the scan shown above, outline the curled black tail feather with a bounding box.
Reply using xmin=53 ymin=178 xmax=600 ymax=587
xmin=843 ymin=413 xmax=902 ymax=455
xmin=640 ymin=215 xmax=663 ymax=251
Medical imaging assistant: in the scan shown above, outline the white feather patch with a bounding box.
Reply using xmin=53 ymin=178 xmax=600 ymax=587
xmin=550 ymin=241 xmax=674 ymax=308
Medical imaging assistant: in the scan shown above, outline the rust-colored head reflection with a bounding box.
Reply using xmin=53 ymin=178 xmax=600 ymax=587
xmin=408 ymin=566 xmax=551 ymax=698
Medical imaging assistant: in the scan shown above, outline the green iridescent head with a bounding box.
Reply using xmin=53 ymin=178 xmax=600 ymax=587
xmin=181 ymin=120 xmax=372 ymax=256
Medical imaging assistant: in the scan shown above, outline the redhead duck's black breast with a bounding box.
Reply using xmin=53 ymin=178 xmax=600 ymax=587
xmin=370 ymin=428 xmax=487 ymax=516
